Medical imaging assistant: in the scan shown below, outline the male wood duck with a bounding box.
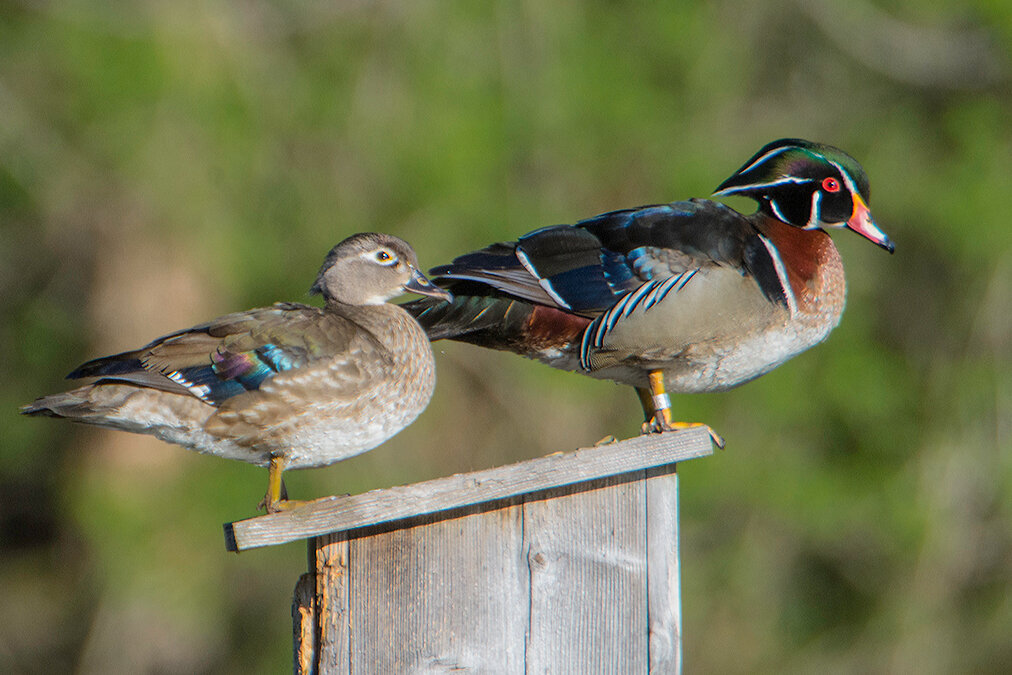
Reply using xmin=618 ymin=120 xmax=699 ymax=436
xmin=22 ymin=233 xmax=451 ymax=512
xmin=404 ymin=139 xmax=894 ymax=444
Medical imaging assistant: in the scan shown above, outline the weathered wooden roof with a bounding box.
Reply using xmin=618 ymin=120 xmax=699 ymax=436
xmin=225 ymin=427 xmax=714 ymax=552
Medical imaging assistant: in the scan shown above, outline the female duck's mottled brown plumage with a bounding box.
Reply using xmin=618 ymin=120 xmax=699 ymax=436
xmin=22 ymin=232 xmax=451 ymax=512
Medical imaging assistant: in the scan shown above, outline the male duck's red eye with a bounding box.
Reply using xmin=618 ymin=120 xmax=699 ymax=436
xmin=822 ymin=177 xmax=841 ymax=192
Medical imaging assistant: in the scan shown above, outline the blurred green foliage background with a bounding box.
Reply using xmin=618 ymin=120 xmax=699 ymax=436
xmin=2 ymin=1 xmax=1010 ymax=672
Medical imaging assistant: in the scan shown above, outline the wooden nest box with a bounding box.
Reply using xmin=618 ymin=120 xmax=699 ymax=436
xmin=224 ymin=428 xmax=713 ymax=674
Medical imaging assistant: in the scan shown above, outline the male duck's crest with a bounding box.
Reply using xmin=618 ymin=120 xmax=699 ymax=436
xmin=713 ymin=138 xmax=894 ymax=253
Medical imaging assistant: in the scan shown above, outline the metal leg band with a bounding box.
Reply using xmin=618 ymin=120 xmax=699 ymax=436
xmin=652 ymin=392 xmax=671 ymax=412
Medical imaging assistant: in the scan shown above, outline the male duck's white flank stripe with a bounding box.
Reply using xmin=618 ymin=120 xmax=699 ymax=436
xmin=579 ymin=269 xmax=702 ymax=371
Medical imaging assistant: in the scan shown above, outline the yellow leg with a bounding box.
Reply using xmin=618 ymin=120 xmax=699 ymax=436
xmin=637 ymin=370 xmax=725 ymax=448
xmin=648 ymin=370 xmax=674 ymax=428
xmin=257 ymin=455 xmax=306 ymax=513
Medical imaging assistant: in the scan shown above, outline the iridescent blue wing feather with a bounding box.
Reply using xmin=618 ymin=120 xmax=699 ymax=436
xmin=407 ymin=199 xmax=791 ymax=356
xmin=428 ymin=199 xmax=788 ymax=312
xmin=65 ymin=302 xmax=340 ymax=406
xmin=577 ymin=200 xmax=791 ymax=308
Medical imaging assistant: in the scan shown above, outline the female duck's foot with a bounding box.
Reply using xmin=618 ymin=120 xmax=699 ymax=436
xmin=257 ymin=496 xmax=308 ymax=513
xmin=257 ymin=456 xmax=308 ymax=513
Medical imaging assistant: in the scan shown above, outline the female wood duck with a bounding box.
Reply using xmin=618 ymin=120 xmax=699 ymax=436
xmin=22 ymin=233 xmax=451 ymax=512
xmin=405 ymin=139 xmax=894 ymax=444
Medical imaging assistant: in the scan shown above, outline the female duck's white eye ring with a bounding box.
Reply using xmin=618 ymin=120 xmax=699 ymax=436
xmin=373 ymin=249 xmax=397 ymax=265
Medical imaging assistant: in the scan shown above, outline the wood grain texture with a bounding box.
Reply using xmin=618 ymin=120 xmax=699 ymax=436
xmin=225 ymin=428 xmax=713 ymax=551
xmin=347 ymin=501 xmax=528 ymax=674
xmin=276 ymin=431 xmax=709 ymax=673
xmin=292 ymin=572 xmax=316 ymax=675
xmin=315 ymin=532 xmax=350 ymax=673
xmin=296 ymin=476 xmax=683 ymax=673
xmin=646 ymin=464 xmax=681 ymax=674
xmin=524 ymin=474 xmax=649 ymax=673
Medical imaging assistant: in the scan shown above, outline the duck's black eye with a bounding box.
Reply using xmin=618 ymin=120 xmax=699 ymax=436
xmin=822 ymin=177 xmax=841 ymax=193
xmin=373 ymin=249 xmax=397 ymax=264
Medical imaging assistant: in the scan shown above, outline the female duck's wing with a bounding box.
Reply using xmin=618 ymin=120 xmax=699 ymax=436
xmin=66 ymin=302 xmax=385 ymax=406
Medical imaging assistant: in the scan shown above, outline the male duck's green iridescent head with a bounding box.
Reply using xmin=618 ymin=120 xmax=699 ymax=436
xmin=713 ymin=138 xmax=894 ymax=253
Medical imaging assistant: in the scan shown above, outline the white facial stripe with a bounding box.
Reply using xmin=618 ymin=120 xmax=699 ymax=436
xmin=713 ymin=175 xmax=812 ymax=197
xmin=768 ymin=199 xmax=790 ymax=223
xmin=805 ymin=190 xmax=822 ymax=229
xmin=739 ymin=145 xmax=794 ymax=174
xmin=828 ymin=160 xmax=861 ymax=198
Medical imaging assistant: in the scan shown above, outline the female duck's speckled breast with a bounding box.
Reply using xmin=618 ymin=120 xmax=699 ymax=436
xmin=245 ymin=303 xmax=437 ymax=470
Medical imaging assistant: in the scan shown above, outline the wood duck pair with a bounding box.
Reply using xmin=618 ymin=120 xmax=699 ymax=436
xmin=405 ymin=139 xmax=894 ymax=443
xmin=22 ymin=233 xmax=451 ymax=512
xmin=23 ymin=139 xmax=892 ymax=511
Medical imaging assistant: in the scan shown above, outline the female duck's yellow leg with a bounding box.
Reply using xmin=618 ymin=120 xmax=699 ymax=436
xmin=258 ymin=456 xmax=306 ymax=513
xmin=637 ymin=370 xmax=725 ymax=448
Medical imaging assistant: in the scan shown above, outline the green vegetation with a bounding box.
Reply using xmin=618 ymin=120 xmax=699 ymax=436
xmin=3 ymin=2 xmax=1009 ymax=672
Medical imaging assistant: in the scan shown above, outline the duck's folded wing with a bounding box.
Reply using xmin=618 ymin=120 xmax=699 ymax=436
xmin=65 ymin=302 xmax=381 ymax=406
xmin=430 ymin=226 xmax=632 ymax=315
xmin=430 ymin=199 xmax=790 ymax=315
xmin=575 ymin=199 xmax=791 ymax=309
